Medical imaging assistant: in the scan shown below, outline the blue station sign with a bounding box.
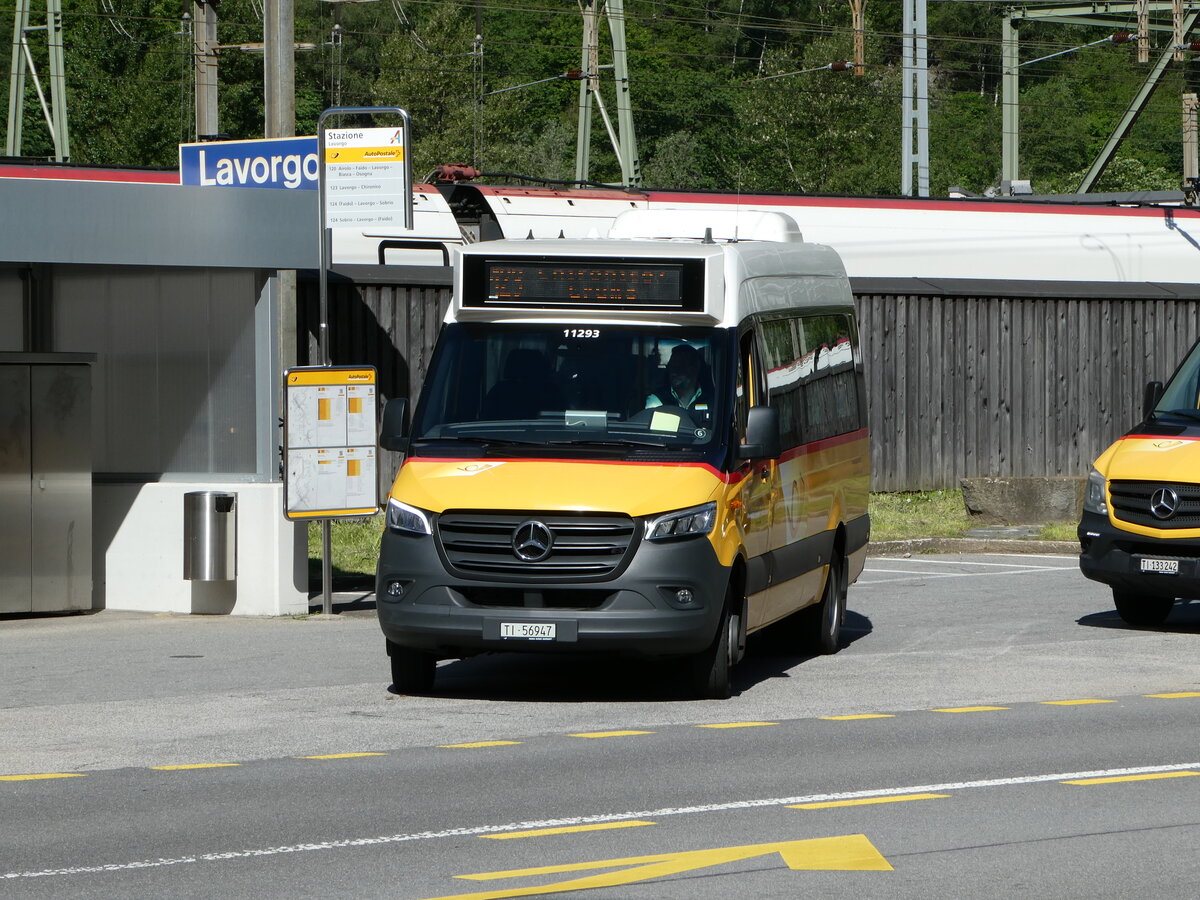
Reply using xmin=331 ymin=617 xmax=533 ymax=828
xmin=180 ymin=136 xmax=319 ymax=190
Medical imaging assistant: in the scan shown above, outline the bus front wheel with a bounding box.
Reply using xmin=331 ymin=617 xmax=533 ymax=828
xmin=686 ymin=589 xmax=738 ymax=700
xmin=1113 ymin=591 xmax=1174 ymax=627
xmin=388 ymin=641 xmax=436 ymax=694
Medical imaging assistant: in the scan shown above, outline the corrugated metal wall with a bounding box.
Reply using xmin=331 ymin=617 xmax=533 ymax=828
xmin=858 ymin=290 xmax=1200 ymax=491
xmin=302 ymin=270 xmax=1200 ymax=494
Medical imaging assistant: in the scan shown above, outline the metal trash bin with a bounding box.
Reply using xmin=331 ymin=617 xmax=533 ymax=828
xmin=183 ymin=491 xmax=237 ymax=581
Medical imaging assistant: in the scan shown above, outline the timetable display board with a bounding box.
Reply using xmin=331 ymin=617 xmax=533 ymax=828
xmin=284 ymin=366 xmax=378 ymax=520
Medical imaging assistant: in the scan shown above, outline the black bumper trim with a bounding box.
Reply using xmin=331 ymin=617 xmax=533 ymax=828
xmin=1078 ymin=509 xmax=1200 ymax=599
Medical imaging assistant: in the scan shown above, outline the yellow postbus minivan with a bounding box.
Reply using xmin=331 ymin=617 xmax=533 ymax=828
xmin=1080 ymin=341 xmax=1200 ymax=626
xmin=375 ymin=210 xmax=869 ymax=698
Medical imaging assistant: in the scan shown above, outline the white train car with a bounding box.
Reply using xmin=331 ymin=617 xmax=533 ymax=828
xmin=332 ymin=181 xmax=1200 ymax=287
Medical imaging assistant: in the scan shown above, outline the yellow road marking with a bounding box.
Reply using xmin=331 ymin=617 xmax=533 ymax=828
xmin=297 ymin=752 xmax=388 ymax=760
xmin=695 ymin=722 xmax=778 ymax=729
xmin=441 ymin=741 xmax=522 ymax=749
xmin=931 ymin=706 xmax=1010 ymax=713
xmin=790 ymin=793 xmax=949 ymax=810
xmin=1063 ymin=771 xmax=1200 ymax=786
xmin=1040 ymin=699 xmax=1114 ymax=706
xmin=1146 ymin=692 xmax=1200 ymax=699
xmin=151 ymin=763 xmax=240 ymax=770
xmin=483 ymin=821 xmax=655 ymax=840
xmin=822 ymin=714 xmax=896 ymax=720
xmin=425 ymin=835 xmax=891 ymax=899
xmin=568 ymin=731 xmax=654 ymax=739
xmin=0 ymin=773 xmax=87 ymax=781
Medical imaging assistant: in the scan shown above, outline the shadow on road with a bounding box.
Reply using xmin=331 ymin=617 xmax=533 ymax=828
xmin=392 ymin=608 xmax=873 ymax=702
xmin=1077 ymin=599 xmax=1200 ymax=633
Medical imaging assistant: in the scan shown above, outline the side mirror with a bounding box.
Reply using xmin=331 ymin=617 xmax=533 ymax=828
xmin=379 ymin=398 xmax=409 ymax=451
xmin=1143 ymin=381 xmax=1164 ymax=420
xmin=737 ymin=405 xmax=781 ymax=460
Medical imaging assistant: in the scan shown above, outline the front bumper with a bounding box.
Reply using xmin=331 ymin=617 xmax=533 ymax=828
xmin=1078 ymin=509 xmax=1200 ymax=599
xmin=375 ymin=528 xmax=729 ymax=660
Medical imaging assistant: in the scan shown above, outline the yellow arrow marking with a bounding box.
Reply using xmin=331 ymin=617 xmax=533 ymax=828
xmin=422 ymin=835 xmax=891 ymax=899
xmin=1063 ymin=771 xmax=1200 ymax=785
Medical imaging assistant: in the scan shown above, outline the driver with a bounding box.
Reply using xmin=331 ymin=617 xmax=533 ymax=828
xmin=646 ymin=344 xmax=708 ymax=413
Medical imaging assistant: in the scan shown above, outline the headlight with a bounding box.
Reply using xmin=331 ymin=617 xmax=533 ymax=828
xmin=1083 ymin=468 xmax=1108 ymax=515
xmin=645 ymin=502 xmax=717 ymax=541
xmin=386 ymin=497 xmax=432 ymax=535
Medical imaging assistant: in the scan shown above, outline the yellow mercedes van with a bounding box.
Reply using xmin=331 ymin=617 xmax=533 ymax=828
xmin=375 ymin=210 xmax=870 ymax=698
xmin=1079 ymin=341 xmax=1200 ymax=625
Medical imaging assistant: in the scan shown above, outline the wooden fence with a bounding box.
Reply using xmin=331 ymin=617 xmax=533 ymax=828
xmin=301 ymin=269 xmax=1200 ymax=493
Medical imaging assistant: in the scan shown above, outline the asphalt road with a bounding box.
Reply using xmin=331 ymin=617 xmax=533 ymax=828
xmin=5 ymin=552 xmax=1200 ymax=898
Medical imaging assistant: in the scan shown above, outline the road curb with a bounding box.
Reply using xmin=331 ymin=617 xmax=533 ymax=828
xmin=868 ymin=538 xmax=1078 ymax=556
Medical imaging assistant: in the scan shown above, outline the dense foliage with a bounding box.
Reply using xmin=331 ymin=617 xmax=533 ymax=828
xmin=4 ymin=0 xmax=1198 ymax=195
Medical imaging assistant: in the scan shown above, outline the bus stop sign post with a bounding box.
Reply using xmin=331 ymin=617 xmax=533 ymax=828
xmin=315 ymin=106 xmax=413 ymax=615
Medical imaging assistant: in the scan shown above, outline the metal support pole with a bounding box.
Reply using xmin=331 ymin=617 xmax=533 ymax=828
xmin=315 ymin=107 xmax=413 ymax=615
xmin=46 ymin=0 xmax=67 ymax=160
xmin=1184 ymin=93 xmax=1199 ymax=182
xmin=607 ymin=0 xmax=641 ymax=187
xmin=1138 ymin=0 xmax=1149 ymax=63
xmin=901 ymin=0 xmax=929 ymax=196
xmin=1001 ymin=12 xmax=1020 ymax=186
xmin=574 ymin=0 xmax=597 ymax=185
xmin=850 ymin=0 xmax=866 ymax=76
xmin=264 ymin=0 xmax=294 ymax=139
xmin=194 ymin=0 xmax=218 ymax=137
xmin=6 ymin=0 xmax=30 ymax=156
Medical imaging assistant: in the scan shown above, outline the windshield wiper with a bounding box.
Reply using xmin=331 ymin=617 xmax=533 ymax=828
xmin=546 ymin=438 xmax=674 ymax=449
xmin=417 ymin=435 xmax=549 ymax=448
xmin=1155 ymin=409 xmax=1200 ymax=424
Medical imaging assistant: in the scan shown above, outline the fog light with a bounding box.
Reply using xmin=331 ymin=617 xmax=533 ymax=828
xmin=676 ymin=588 xmax=695 ymax=605
xmin=387 ymin=580 xmax=406 ymax=598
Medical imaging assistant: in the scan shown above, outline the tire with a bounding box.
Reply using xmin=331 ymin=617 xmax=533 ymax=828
xmin=388 ymin=641 xmax=436 ymax=694
xmin=1113 ymin=590 xmax=1174 ymax=627
xmin=687 ymin=592 xmax=739 ymax=700
xmin=809 ymin=554 xmax=847 ymax=655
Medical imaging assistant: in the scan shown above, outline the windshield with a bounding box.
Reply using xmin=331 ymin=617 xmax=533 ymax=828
xmin=1155 ymin=340 xmax=1200 ymax=422
xmin=411 ymin=323 xmax=732 ymax=457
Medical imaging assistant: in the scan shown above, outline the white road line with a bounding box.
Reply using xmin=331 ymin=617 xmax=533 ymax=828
xmin=6 ymin=761 xmax=1199 ymax=882
xmin=863 ymin=568 xmax=968 ymax=576
xmin=870 ymin=559 xmax=1073 ymax=570
xmin=855 ymin=567 xmax=1078 ymax=586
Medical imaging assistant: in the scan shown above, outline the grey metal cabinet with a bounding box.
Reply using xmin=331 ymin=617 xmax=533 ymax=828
xmin=0 ymin=355 xmax=93 ymax=614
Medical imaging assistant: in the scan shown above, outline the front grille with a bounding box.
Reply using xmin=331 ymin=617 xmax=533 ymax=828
xmin=437 ymin=511 xmax=637 ymax=580
xmin=457 ymin=587 xmax=613 ymax=609
xmin=1110 ymin=480 xmax=1200 ymax=530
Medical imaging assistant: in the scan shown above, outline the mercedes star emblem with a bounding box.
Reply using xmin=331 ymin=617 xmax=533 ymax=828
xmin=1150 ymin=487 xmax=1180 ymax=520
xmin=512 ymin=520 xmax=554 ymax=562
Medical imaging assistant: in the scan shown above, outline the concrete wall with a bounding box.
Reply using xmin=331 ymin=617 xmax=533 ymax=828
xmin=94 ymin=483 xmax=308 ymax=616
